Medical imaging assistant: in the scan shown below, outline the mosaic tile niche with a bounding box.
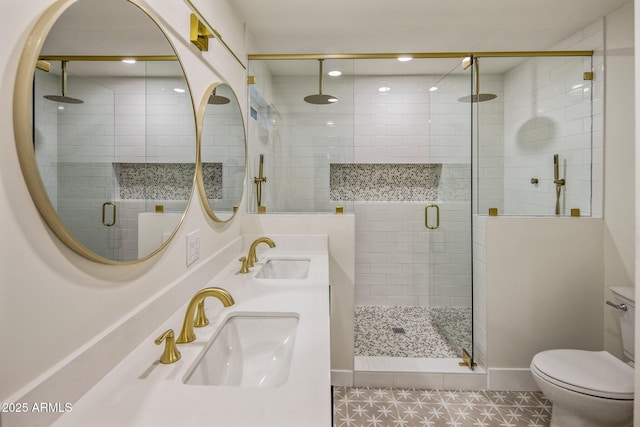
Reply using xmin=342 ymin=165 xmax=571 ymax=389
xmin=330 ymin=163 xmax=443 ymax=202
xmin=116 ymin=163 xmax=222 ymax=200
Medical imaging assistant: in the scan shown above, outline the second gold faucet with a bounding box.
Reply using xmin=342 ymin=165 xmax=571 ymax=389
xmin=239 ymin=237 xmax=276 ymax=273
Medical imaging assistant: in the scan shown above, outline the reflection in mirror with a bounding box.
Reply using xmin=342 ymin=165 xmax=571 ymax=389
xmin=198 ymin=84 xmax=246 ymax=222
xmin=20 ymin=0 xmax=196 ymax=263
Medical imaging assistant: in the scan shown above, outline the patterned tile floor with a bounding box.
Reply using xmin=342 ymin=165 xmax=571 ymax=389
xmin=333 ymin=387 xmax=552 ymax=427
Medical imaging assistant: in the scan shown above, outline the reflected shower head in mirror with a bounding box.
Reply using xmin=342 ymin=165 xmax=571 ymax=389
xmin=457 ymin=93 xmax=497 ymax=103
xmin=208 ymin=88 xmax=230 ymax=105
xmin=304 ymin=59 xmax=337 ymax=104
xmin=457 ymin=57 xmax=496 ymax=103
xmin=43 ymin=61 xmax=84 ymax=104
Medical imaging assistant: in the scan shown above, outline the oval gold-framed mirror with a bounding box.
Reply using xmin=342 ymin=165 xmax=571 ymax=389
xmin=196 ymin=83 xmax=246 ymax=222
xmin=13 ymin=0 xmax=197 ymax=264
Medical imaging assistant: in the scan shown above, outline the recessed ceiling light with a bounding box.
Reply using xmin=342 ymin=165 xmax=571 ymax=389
xmin=121 ymin=58 xmax=137 ymax=64
xmin=328 ymin=70 xmax=342 ymax=77
xmin=397 ymin=55 xmax=413 ymax=62
xmin=429 ymin=86 xmax=438 ymax=92
xmin=378 ymin=86 xmax=391 ymax=93
xmin=173 ymin=88 xmax=186 ymax=93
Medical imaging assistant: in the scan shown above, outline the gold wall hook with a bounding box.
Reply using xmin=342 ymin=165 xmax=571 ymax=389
xmin=190 ymin=14 xmax=213 ymax=51
xmin=154 ymin=329 xmax=181 ymax=364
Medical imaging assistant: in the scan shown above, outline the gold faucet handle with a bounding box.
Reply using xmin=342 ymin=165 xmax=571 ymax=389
xmin=154 ymin=329 xmax=181 ymax=364
xmin=194 ymin=300 xmax=209 ymax=327
xmin=238 ymin=256 xmax=250 ymax=274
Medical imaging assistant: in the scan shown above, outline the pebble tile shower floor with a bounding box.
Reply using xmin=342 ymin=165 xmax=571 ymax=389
xmin=333 ymin=387 xmax=551 ymax=427
xmin=355 ymin=305 xmax=469 ymax=358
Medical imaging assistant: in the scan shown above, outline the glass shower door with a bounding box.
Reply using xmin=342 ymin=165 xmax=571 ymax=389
xmin=34 ymin=64 xmax=117 ymax=260
xmin=427 ymin=60 xmax=474 ymax=367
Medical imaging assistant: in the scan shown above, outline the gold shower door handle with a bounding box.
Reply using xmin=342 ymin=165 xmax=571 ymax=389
xmin=425 ymin=204 xmax=440 ymax=230
xmin=102 ymin=202 xmax=116 ymax=227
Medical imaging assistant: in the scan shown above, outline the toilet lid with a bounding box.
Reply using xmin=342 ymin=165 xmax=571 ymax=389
xmin=531 ymin=350 xmax=634 ymax=400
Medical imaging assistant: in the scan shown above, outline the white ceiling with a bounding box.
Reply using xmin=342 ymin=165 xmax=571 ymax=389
xmin=232 ymin=0 xmax=630 ymax=76
xmin=233 ymin=0 xmax=629 ymax=54
xmin=39 ymin=0 xmax=631 ymax=78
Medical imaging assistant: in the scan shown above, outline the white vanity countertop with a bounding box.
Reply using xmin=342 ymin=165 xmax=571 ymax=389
xmin=52 ymin=246 xmax=331 ymax=427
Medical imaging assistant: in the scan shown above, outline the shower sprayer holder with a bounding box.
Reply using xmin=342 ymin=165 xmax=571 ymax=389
xmin=254 ymin=154 xmax=267 ymax=213
xmin=553 ymin=154 xmax=566 ymax=215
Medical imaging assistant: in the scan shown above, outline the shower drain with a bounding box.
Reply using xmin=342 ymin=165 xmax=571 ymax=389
xmin=391 ymin=327 xmax=406 ymax=334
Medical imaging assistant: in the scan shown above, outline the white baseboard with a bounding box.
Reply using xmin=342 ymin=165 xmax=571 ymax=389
xmin=331 ymin=370 xmax=354 ymax=386
xmin=487 ymin=368 xmax=540 ymax=391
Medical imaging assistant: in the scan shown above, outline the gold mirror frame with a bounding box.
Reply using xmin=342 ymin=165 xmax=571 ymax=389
xmin=13 ymin=0 xmax=197 ymax=265
xmin=196 ymin=83 xmax=247 ymax=223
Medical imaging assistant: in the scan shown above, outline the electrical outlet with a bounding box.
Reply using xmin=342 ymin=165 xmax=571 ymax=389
xmin=186 ymin=230 xmax=200 ymax=266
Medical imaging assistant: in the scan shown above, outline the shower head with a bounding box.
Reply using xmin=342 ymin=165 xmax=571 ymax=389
xmin=304 ymin=59 xmax=337 ymax=105
xmin=457 ymin=57 xmax=496 ymax=103
xmin=44 ymin=61 xmax=84 ymax=104
xmin=457 ymin=93 xmax=497 ymax=103
xmin=208 ymin=88 xmax=230 ymax=105
xmin=43 ymin=94 xmax=84 ymax=104
xmin=304 ymin=93 xmax=338 ymax=104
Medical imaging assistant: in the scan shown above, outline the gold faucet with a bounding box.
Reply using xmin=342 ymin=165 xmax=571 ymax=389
xmin=238 ymin=256 xmax=250 ymax=274
xmin=154 ymin=329 xmax=181 ymax=364
xmin=176 ymin=287 xmax=235 ymax=344
xmin=246 ymin=237 xmax=276 ymax=268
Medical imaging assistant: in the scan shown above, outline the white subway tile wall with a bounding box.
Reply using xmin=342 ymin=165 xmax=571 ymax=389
xmin=33 ymin=63 xmax=196 ymax=261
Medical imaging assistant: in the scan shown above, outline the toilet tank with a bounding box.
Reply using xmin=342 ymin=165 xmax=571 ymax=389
xmin=610 ymin=287 xmax=635 ymax=362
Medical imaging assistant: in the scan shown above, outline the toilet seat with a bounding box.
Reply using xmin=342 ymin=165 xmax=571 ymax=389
xmin=531 ymin=349 xmax=634 ymax=400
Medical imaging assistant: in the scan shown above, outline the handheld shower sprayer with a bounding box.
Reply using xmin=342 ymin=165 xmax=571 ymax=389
xmin=254 ymin=154 xmax=267 ymax=212
xmin=553 ymin=154 xmax=565 ymax=215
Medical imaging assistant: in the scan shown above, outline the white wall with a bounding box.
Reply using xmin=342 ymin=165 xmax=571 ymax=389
xmin=0 ymin=0 xmax=248 ymax=402
xmin=603 ymin=2 xmax=636 ymax=359
xmin=486 ymin=218 xmax=604 ymax=369
xmin=633 ymin=0 xmax=640 ymax=417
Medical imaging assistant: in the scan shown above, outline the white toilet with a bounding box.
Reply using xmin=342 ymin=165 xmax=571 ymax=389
xmin=530 ymin=287 xmax=635 ymax=427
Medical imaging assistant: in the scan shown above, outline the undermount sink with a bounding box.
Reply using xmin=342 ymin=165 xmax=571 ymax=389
xmin=183 ymin=313 xmax=299 ymax=388
xmin=254 ymin=258 xmax=310 ymax=279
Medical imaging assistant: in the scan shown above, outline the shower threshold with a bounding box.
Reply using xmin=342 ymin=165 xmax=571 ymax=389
xmin=353 ymin=305 xmax=485 ymax=388
xmin=354 ymin=356 xmax=486 ymax=389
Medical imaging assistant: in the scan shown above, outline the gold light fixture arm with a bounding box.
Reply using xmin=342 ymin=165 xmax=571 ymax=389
xmin=190 ymin=13 xmax=213 ymax=51
xmin=184 ymin=0 xmax=246 ymax=69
